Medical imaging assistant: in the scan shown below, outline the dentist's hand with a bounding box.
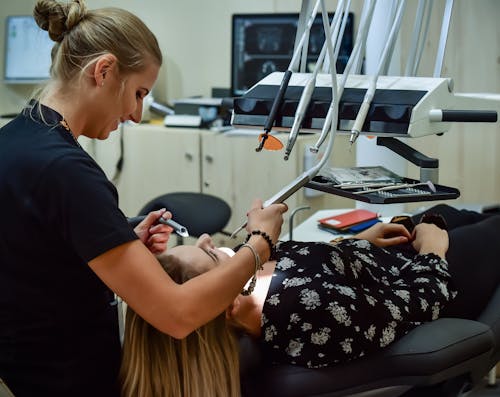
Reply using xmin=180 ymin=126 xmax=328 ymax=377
xmin=246 ymin=199 xmax=288 ymax=244
xmin=134 ymin=208 xmax=173 ymax=254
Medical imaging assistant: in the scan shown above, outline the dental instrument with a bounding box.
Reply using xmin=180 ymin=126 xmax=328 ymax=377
xmin=255 ymin=0 xmax=321 ymax=152
xmin=321 ymin=0 xmax=352 ymax=74
xmin=127 ymin=216 xmax=189 ymax=238
xmin=355 ymin=180 xmax=436 ymax=195
xmin=231 ymin=0 xmax=341 ymax=239
xmin=310 ymin=0 xmax=377 ymax=153
xmin=230 ymin=0 xmax=498 ymax=208
xmin=283 ymin=0 xmax=347 ymax=160
xmin=348 ymin=0 xmax=407 ymax=147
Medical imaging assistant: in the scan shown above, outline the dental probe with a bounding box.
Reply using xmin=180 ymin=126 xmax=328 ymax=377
xmin=127 ymin=216 xmax=189 ymax=238
xmin=256 ymin=69 xmax=292 ymax=152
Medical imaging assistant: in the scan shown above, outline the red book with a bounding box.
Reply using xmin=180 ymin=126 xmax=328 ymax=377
xmin=318 ymin=209 xmax=379 ymax=230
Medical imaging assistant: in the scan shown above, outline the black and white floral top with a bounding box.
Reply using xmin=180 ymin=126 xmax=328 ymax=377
xmin=260 ymin=239 xmax=455 ymax=368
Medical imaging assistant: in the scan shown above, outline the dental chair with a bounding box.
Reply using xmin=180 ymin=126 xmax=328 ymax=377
xmin=240 ymin=285 xmax=500 ymax=397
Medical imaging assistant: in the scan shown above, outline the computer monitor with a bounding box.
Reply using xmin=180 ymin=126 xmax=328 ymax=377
xmin=4 ymin=15 xmax=53 ymax=83
xmin=231 ymin=12 xmax=354 ymax=97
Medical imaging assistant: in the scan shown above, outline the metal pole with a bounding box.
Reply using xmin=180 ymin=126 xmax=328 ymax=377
xmin=433 ymin=0 xmax=454 ymax=77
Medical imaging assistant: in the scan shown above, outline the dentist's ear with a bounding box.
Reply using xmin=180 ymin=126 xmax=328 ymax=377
xmin=92 ymin=53 xmax=117 ymax=87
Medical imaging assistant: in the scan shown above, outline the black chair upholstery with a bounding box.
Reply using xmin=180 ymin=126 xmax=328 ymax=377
xmin=478 ymin=286 xmax=500 ymax=371
xmin=138 ymin=192 xmax=231 ymax=242
xmin=240 ymin=286 xmax=500 ymax=397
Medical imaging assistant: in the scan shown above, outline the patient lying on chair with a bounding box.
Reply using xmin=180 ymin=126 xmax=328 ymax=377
xmin=119 ymin=204 xmax=500 ymax=397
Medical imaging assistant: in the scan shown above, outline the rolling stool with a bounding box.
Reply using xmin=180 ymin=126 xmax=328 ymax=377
xmin=137 ymin=192 xmax=231 ymax=244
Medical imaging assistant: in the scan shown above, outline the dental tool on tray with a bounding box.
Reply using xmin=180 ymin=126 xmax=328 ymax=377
xmin=355 ymin=180 xmax=436 ymax=195
xmin=231 ymin=0 xmax=341 ymax=238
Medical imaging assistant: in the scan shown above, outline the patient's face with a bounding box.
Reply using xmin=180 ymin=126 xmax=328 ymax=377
xmin=168 ymin=233 xmax=233 ymax=270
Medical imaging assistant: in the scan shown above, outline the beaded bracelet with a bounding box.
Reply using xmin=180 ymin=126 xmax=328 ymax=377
xmin=240 ymin=243 xmax=262 ymax=296
xmin=245 ymin=230 xmax=275 ymax=259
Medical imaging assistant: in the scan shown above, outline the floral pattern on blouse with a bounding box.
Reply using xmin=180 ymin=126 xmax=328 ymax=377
xmin=260 ymin=239 xmax=455 ymax=368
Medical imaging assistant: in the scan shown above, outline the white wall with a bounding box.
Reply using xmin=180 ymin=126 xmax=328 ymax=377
xmin=400 ymin=0 xmax=500 ymax=208
xmin=1 ymin=0 xmax=499 ymax=206
xmin=0 ymin=0 xmax=362 ymax=112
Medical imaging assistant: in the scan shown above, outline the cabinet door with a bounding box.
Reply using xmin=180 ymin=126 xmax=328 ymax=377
xmin=201 ymin=131 xmax=288 ymax=233
xmin=93 ymin=124 xmax=201 ymax=216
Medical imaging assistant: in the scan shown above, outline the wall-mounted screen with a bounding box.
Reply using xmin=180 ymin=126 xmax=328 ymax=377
xmin=231 ymin=13 xmax=354 ymax=97
xmin=4 ymin=15 xmax=53 ymax=83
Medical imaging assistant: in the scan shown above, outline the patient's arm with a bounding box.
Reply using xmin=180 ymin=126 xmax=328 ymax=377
xmin=354 ymin=222 xmax=411 ymax=247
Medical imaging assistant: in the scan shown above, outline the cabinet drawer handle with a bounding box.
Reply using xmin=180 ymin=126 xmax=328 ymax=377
xmin=205 ymin=155 xmax=214 ymax=163
xmin=185 ymin=153 xmax=193 ymax=161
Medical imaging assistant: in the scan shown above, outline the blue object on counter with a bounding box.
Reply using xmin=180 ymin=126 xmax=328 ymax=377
xmin=347 ymin=218 xmax=381 ymax=232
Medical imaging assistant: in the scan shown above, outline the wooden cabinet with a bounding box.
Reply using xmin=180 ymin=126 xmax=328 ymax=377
xmin=200 ymin=130 xmax=355 ymax=242
xmin=84 ymin=124 xmax=201 ymax=217
xmin=84 ymin=124 xmax=355 ymax=243
xmin=113 ymin=125 xmax=201 ymax=216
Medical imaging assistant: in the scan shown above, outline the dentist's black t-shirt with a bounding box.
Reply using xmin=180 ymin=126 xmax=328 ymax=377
xmin=0 ymin=102 xmax=137 ymax=397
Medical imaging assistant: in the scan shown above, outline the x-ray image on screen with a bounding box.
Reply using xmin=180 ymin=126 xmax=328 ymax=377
xmin=231 ymin=13 xmax=354 ymax=97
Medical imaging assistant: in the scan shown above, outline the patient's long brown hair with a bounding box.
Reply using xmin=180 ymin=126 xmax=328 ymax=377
xmin=119 ymin=253 xmax=241 ymax=397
